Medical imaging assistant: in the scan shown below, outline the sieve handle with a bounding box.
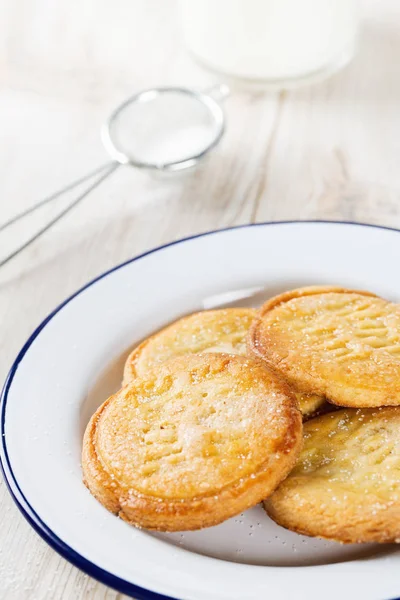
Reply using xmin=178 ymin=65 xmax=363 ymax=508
xmin=0 ymin=161 xmax=119 ymax=269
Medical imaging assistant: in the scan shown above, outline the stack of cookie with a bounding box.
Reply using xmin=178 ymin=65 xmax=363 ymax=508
xmin=250 ymin=286 xmax=400 ymax=544
xmin=83 ymin=286 xmax=400 ymax=543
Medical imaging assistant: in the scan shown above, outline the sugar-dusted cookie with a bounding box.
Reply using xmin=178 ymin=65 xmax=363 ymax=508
xmin=265 ymin=407 xmax=400 ymax=543
xmin=249 ymin=286 xmax=400 ymax=407
xmin=83 ymin=353 xmax=302 ymax=531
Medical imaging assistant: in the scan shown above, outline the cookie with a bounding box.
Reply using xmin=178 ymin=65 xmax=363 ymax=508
xmin=265 ymin=407 xmax=400 ymax=543
xmin=249 ymin=286 xmax=400 ymax=407
xmin=83 ymin=353 xmax=302 ymax=531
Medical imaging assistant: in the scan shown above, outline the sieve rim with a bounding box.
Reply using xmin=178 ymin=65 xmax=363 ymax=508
xmin=101 ymin=86 xmax=226 ymax=172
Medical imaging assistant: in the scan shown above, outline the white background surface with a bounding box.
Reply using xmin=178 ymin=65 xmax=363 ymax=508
xmin=2 ymin=0 xmax=400 ymax=598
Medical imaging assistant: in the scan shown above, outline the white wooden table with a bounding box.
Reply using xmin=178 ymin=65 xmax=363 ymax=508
xmin=1 ymin=0 xmax=400 ymax=597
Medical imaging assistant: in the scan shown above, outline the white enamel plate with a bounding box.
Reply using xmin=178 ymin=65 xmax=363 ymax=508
xmin=1 ymin=221 xmax=400 ymax=600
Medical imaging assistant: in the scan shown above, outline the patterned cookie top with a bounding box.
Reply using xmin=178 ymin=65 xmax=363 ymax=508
xmin=250 ymin=286 xmax=400 ymax=407
xmin=83 ymin=353 xmax=302 ymax=531
xmin=265 ymin=407 xmax=400 ymax=543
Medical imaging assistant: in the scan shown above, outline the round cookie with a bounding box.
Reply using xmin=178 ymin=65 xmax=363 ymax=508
xmin=249 ymin=286 xmax=400 ymax=408
xmin=83 ymin=353 xmax=302 ymax=531
xmin=124 ymin=308 xmax=325 ymax=418
xmin=265 ymin=407 xmax=400 ymax=543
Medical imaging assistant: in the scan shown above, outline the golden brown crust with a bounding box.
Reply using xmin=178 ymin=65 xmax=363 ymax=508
xmin=83 ymin=353 xmax=302 ymax=531
xmin=249 ymin=285 xmax=400 ymax=408
xmin=123 ymin=307 xmax=325 ymax=418
xmin=265 ymin=407 xmax=400 ymax=543
xmin=82 ymin=397 xmax=122 ymax=514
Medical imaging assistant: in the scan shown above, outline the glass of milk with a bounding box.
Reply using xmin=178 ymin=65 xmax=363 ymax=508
xmin=179 ymin=0 xmax=359 ymax=87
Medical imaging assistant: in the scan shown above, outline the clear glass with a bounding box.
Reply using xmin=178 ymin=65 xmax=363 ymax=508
xmin=179 ymin=0 xmax=359 ymax=88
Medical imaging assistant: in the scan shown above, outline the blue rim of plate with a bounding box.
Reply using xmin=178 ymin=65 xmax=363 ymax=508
xmin=1 ymin=220 xmax=400 ymax=600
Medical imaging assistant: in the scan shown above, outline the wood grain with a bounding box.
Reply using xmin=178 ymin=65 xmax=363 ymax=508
xmin=1 ymin=0 xmax=400 ymax=598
